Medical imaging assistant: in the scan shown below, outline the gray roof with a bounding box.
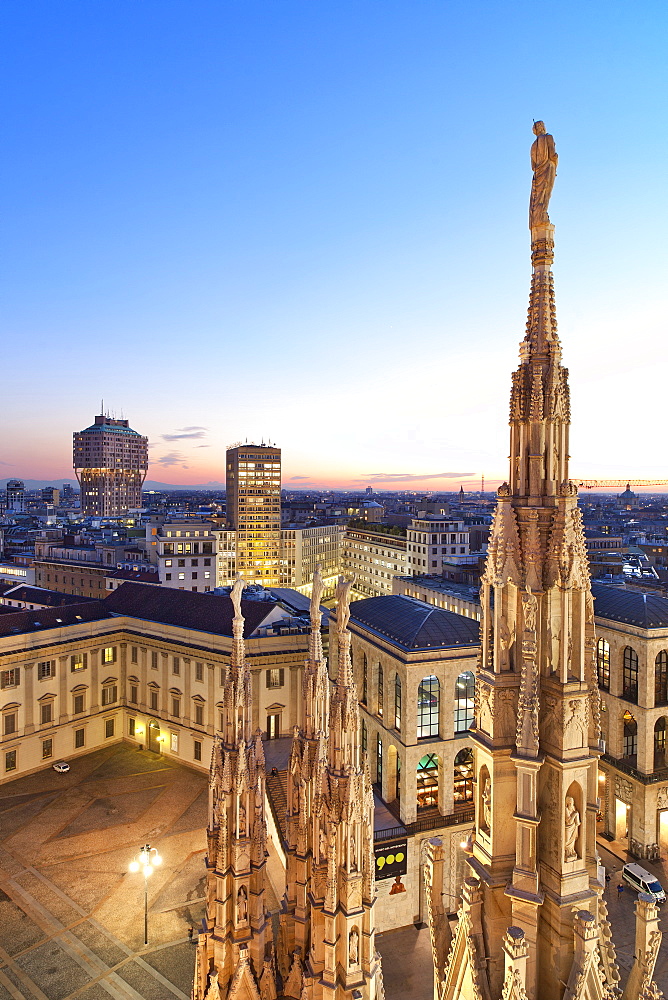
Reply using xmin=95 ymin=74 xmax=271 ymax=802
xmin=349 ymin=595 xmax=479 ymax=651
xmin=592 ymin=583 xmax=668 ymax=628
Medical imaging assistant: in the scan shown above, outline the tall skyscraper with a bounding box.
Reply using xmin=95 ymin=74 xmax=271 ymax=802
xmin=73 ymin=414 xmax=148 ymax=517
xmin=226 ymin=443 xmax=281 ymax=585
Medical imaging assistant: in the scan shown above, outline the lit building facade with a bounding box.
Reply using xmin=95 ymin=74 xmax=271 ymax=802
xmin=342 ymin=524 xmax=408 ymax=597
xmin=73 ymin=414 xmax=148 ymax=517
xmin=280 ymin=523 xmax=343 ymax=594
xmin=0 ymin=583 xmax=316 ymax=781
xmin=226 ymin=444 xmax=281 ymax=585
xmin=145 ymin=519 xmax=218 ymax=592
xmin=406 ymin=516 xmax=472 ymax=576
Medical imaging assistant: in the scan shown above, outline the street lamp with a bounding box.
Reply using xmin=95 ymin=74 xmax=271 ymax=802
xmin=129 ymin=843 xmax=162 ymax=945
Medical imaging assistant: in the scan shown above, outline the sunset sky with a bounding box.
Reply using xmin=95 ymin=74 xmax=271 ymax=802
xmin=3 ymin=1 xmax=667 ymax=491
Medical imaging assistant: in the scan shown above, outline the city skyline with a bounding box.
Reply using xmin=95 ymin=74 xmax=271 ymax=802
xmin=3 ymin=1 xmax=667 ymax=490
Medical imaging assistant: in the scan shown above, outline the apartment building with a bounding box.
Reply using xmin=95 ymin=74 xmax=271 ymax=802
xmin=145 ymin=520 xmax=218 ymax=593
xmin=0 ymin=583 xmax=321 ymax=781
xmin=280 ymin=523 xmax=343 ymax=594
xmin=341 ymin=524 xmax=408 ymax=598
xmin=406 ymin=516 xmax=473 ymax=578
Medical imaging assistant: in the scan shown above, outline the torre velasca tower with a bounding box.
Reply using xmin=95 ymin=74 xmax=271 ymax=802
xmin=425 ymin=125 xmax=662 ymax=1000
xmin=73 ymin=413 xmax=148 ymax=517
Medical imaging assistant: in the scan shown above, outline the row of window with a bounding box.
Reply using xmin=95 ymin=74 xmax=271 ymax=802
xmin=359 ymin=653 xmax=475 ymax=738
xmin=597 ymin=640 xmax=668 ymax=705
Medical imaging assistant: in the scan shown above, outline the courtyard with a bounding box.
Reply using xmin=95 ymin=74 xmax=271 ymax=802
xmin=0 ymin=744 xmax=208 ymax=1000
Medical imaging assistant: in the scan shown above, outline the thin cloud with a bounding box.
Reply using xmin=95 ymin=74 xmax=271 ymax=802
xmin=0 ymin=460 xmax=14 ymax=466
xmin=155 ymin=452 xmax=189 ymax=468
xmin=290 ymin=475 xmax=310 ymax=480
xmin=359 ymin=471 xmax=474 ymax=484
xmin=162 ymin=430 xmax=207 ymax=441
xmin=196 ymin=444 xmax=211 ymax=448
xmin=178 ymin=426 xmax=207 ymax=432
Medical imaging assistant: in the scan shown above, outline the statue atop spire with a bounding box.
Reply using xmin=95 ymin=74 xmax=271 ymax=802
xmin=529 ymin=121 xmax=558 ymax=230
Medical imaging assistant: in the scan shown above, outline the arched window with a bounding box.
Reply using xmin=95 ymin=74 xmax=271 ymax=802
xmin=623 ymin=647 xmax=638 ymax=703
xmin=377 ymin=665 xmax=384 ymax=717
xmin=623 ymin=711 xmax=637 ymax=760
xmin=454 ymin=672 xmax=475 ymax=733
xmin=655 ymin=718 xmax=667 ymax=768
xmin=362 ymin=652 xmax=368 ymax=705
xmin=376 ymin=734 xmax=383 ymax=785
xmin=417 ymin=753 xmax=439 ymax=810
xmin=394 ymin=674 xmax=401 ymax=731
xmin=656 ymin=651 xmax=668 ymax=706
xmin=597 ymin=638 xmax=610 ymax=690
xmin=454 ymin=748 xmax=474 ymax=803
xmin=417 ymin=676 xmax=440 ymax=739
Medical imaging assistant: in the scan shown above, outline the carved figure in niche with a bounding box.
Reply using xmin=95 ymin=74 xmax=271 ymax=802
xmin=564 ymin=796 xmax=581 ymax=861
xmin=657 ymin=788 xmax=668 ymax=810
xmin=565 ymin=699 xmax=586 ymax=747
xmin=238 ymin=800 xmax=247 ymax=836
xmin=237 ymin=885 xmax=248 ymax=923
xmin=298 ymin=777 xmax=307 ymax=820
xmin=350 ymin=832 xmax=357 ymax=871
xmin=319 ymin=824 xmax=327 ymax=860
xmin=498 ymin=618 xmax=515 ymax=670
xmin=481 ymin=777 xmax=491 ymax=832
xmin=348 ymin=927 xmax=359 ymax=965
xmin=335 ymin=575 xmax=355 ymax=632
xmin=522 ymin=588 xmax=538 ymax=633
xmin=529 ymin=121 xmax=558 ymax=229
xmin=230 ymin=574 xmax=245 ymax=619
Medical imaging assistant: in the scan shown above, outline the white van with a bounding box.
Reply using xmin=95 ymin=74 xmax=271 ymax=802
xmin=622 ymin=863 xmax=666 ymax=903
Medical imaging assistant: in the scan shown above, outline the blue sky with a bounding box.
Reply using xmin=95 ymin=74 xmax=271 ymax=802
xmin=3 ymin=1 xmax=667 ymax=488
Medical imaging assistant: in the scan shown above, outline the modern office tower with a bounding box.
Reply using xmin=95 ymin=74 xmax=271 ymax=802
xmin=41 ymin=488 xmax=60 ymax=506
xmin=226 ymin=443 xmax=281 ymax=585
xmin=5 ymin=480 xmax=25 ymax=513
xmin=73 ymin=414 xmax=148 ymax=517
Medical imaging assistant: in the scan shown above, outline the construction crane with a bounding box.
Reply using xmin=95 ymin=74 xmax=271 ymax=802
xmin=573 ymin=480 xmax=668 ymax=490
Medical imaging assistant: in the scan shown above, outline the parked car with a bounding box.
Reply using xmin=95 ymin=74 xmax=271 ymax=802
xmin=622 ymin=863 xmax=666 ymax=903
xmin=52 ymin=761 xmax=70 ymax=773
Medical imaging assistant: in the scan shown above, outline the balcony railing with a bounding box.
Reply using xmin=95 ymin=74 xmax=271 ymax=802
xmin=601 ymin=752 xmax=668 ymax=785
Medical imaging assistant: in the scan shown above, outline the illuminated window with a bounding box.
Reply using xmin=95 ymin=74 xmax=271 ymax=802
xmin=394 ymin=674 xmax=401 ymax=731
xmin=417 ymin=676 xmax=439 ymax=739
xmin=597 ymin=639 xmax=610 ymax=690
xmin=623 ymin=647 xmax=638 ymax=702
xmin=656 ymin=651 xmax=668 ymax=705
xmin=454 ymin=672 xmax=475 ymax=733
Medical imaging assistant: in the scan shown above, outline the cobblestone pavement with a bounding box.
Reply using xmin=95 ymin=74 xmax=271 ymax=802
xmin=0 ymin=745 xmax=208 ymax=1000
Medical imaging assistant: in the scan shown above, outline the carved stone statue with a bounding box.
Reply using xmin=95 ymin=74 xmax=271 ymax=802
xmin=237 ymin=884 xmax=248 ymax=923
xmin=350 ymin=831 xmax=357 ymax=871
xmin=336 ymin=574 xmax=355 ymax=632
xmin=564 ymin=795 xmax=580 ymax=861
xmin=529 ymin=121 xmax=558 ymax=229
xmin=238 ymin=800 xmax=247 ymax=836
xmin=349 ymin=927 xmax=359 ymax=965
xmin=482 ymin=777 xmax=491 ymax=832
xmin=310 ymin=565 xmax=325 ymax=625
xmin=230 ymin=574 xmax=245 ymax=619
xmin=498 ymin=618 xmax=515 ymax=670
xmin=522 ymin=587 xmax=538 ymax=633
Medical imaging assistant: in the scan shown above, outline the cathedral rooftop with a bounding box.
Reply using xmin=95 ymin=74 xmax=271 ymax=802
xmin=349 ymin=594 xmax=480 ymax=650
xmin=591 ymin=581 xmax=668 ymax=628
